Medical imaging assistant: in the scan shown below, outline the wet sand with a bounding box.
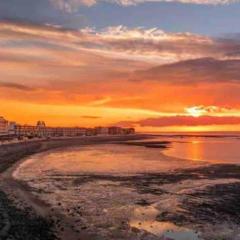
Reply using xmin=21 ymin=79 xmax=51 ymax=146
xmin=67 ymin=164 xmax=240 ymax=240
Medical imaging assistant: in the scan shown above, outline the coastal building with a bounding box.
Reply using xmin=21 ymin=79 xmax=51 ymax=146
xmin=0 ymin=116 xmax=8 ymax=135
xmin=94 ymin=127 xmax=109 ymax=135
xmin=85 ymin=128 xmax=95 ymax=136
xmin=8 ymin=122 xmax=17 ymax=135
xmin=15 ymin=124 xmax=38 ymax=138
xmin=108 ymin=126 xmax=124 ymax=135
xmin=45 ymin=127 xmax=87 ymax=137
xmin=0 ymin=116 xmax=135 ymax=139
xmin=15 ymin=124 xmax=88 ymax=138
xmin=108 ymin=127 xmax=135 ymax=135
xmin=37 ymin=121 xmax=47 ymax=137
xmin=123 ymin=128 xmax=135 ymax=135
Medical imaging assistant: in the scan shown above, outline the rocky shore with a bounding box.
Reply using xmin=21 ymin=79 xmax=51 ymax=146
xmin=69 ymin=164 xmax=240 ymax=240
xmin=0 ymin=135 xmax=147 ymax=240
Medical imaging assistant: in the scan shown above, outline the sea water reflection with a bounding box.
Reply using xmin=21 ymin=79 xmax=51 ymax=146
xmin=162 ymin=135 xmax=240 ymax=163
xmin=130 ymin=205 xmax=200 ymax=240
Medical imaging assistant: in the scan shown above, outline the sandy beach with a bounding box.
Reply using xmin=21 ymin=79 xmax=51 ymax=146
xmin=0 ymin=135 xmax=149 ymax=240
xmin=0 ymin=135 xmax=239 ymax=240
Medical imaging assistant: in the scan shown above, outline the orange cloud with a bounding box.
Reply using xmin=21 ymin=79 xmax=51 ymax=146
xmin=118 ymin=115 xmax=240 ymax=127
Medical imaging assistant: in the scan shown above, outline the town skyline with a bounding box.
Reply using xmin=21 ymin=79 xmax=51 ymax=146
xmin=0 ymin=115 xmax=135 ymax=138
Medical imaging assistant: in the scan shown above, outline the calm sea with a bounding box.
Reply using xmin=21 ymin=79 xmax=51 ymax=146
xmin=147 ymin=132 xmax=240 ymax=164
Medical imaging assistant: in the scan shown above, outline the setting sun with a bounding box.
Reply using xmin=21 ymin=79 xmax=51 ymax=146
xmin=185 ymin=106 xmax=206 ymax=117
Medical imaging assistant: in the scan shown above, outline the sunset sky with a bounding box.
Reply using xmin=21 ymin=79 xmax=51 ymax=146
xmin=1 ymin=0 xmax=240 ymax=132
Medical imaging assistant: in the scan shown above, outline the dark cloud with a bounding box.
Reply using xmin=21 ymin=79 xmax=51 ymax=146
xmin=133 ymin=58 xmax=240 ymax=84
xmin=81 ymin=115 xmax=101 ymax=119
xmin=0 ymin=82 xmax=34 ymax=91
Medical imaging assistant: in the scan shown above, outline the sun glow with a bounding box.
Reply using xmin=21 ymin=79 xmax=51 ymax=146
xmin=185 ymin=106 xmax=206 ymax=117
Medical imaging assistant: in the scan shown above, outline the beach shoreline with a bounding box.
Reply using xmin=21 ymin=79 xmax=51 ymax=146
xmin=0 ymin=134 xmax=150 ymax=240
xmin=0 ymin=135 xmax=239 ymax=240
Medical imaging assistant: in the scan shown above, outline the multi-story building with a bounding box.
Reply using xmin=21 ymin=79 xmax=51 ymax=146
xmin=15 ymin=124 xmax=38 ymax=137
xmin=8 ymin=122 xmax=17 ymax=135
xmin=123 ymin=128 xmax=135 ymax=135
xmin=0 ymin=116 xmax=135 ymax=138
xmin=45 ymin=127 xmax=87 ymax=137
xmin=37 ymin=121 xmax=47 ymax=137
xmin=0 ymin=116 xmax=8 ymax=135
xmin=108 ymin=126 xmax=135 ymax=135
xmin=94 ymin=127 xmax=109 ymax=135
xmin=108 ymin=126 xmax=124 ymax=135
xmin=85 ymin=128 xmax=95 ymax=136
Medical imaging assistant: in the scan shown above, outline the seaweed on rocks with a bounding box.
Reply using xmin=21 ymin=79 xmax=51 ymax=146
xmin=157 ymin=182 xmax=240 ymax=226
xmin=182 ymin=182 xmax=240 ymax=225
xmin=182 ymin=164 xmax=240 ymax=180
xmin=118 ymin=141 xmax=171 ymax=149
xmin=72 ymin=172 xmax=199 ymax=196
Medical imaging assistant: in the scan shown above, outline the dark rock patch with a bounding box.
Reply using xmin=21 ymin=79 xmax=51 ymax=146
xmin=117 ymin=141 xmax=171 ymax=149
xmin=135 ymin=199 xmax=152 ymax=206
xmin=156 ymin=182 xmax=240 ymax=226
xmin=0 ymin=191 xmax=56 ymax=240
